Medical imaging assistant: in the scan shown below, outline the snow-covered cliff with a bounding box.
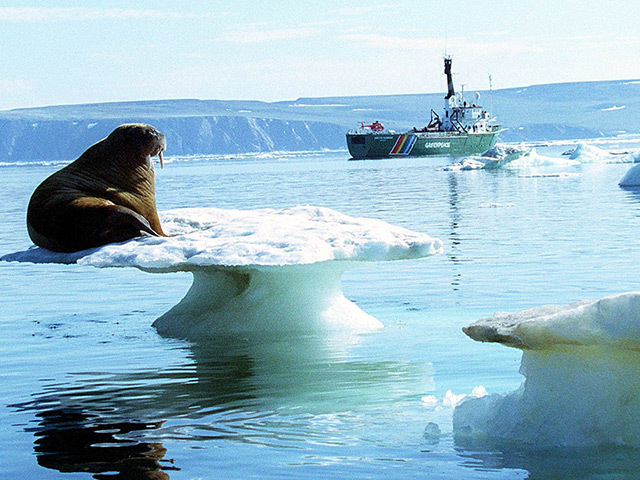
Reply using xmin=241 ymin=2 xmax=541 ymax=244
xmin=1 ymin=78 xmax=639 ymax=162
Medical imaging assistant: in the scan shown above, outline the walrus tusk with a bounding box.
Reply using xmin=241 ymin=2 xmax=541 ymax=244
xmin=159 ymin=151 xmax=164 ymax=168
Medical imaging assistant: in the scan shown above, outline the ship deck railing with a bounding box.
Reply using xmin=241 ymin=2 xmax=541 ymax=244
xmin=348 ymin=126 xmax=500 ymax=136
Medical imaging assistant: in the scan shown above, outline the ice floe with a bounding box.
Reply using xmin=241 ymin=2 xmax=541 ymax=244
xmin=442 ymin=142 xmax=640 ymax=173
xmin=455 ymin=292 xmax=640 ymax=448
xmin=2 ymin=206 xmax=443 ymax=337
xmin=507 ymin=147 xmax=581 ymax=168
xmin=439 ymin=144 xmax=529 ymax=171
xmin=510 ymin=143 xmax=640 ymax=168
xmin=620 ymin=163 xmax=640 ymax=186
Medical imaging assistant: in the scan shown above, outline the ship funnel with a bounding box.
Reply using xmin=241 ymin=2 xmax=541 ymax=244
xmin=444 ymin=57 xmax=455 ymax=100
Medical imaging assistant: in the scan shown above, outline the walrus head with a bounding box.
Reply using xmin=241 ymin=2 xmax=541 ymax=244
xmin=105 ymin=123 xmax=166 ymax=168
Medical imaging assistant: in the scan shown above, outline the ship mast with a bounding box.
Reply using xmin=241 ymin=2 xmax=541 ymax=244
xmin=444 ymin=56 xmax=455 ymax=100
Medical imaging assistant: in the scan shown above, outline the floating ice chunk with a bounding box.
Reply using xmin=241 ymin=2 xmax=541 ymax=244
xmin=565 ymin=143 xmax=639 ymax=165
xmin=440 ymin=144 xmax=529 ymax=171
xmin=420 ymin=395 xmax=440 ymax=408
xmin=455 ymin=292 xmax=640 ymax=448
xmin=439 ymin=159 xmax=486 ymax=171
xmin=470 ymin=385 xmax=488 ymax=398
xmin=512 ymin=142 xmax=636 ymax=167
xmin=481 ymin=144 xmax=528 ymax=160
xmin=463 ymin=292 xmax=640 ymax=350
xmin=423 ymin=422 xmax=441 ymax=444
xmin=507 ymin=147 xmax=580 ymax=168
xmin=4 ymin=206 xmax=441 ymax=269
xmin=568 ymin=143 xmax=611 ymax=162
xmin=620 ymin=163 xmax=640 ymax=186
xmin=626 ymin=150 xmax=640 ymax=163
xmin=443 ymin=390 xmax=469 ymax=409
xmin=601 ymin=105 xmax=626 ymax=111
xmin=421 ymin=386 xmax=487 ymax=410
xmin=3 ymin=206 xmax=443 ymax=337
xmin=442 ymin=386 xmax=488 ymax=409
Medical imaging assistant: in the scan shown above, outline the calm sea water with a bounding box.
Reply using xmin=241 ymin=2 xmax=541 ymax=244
xmin=2 ymin=141 xmax=640 ymax=479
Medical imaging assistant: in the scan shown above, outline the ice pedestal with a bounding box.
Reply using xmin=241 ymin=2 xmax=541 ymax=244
xmin=2 ymin=206 xmax=443 ymax=338
xmin=455 ymin=292 xmax=640 ymax=448
xmin=152 ymin=263 xmax=381 ymax=336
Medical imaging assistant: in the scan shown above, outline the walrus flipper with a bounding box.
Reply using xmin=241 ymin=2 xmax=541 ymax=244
xmin=97 ymin=205 xmax=163 ymax=246
xmin=33 ymin=205 xmax=162 ymax=253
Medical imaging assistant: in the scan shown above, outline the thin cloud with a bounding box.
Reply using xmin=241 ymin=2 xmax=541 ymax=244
xmin=222 ymin=27 xmax=318 ymax=44
xmin=332 ymin=4 xmax=401 ymax=16
xmin=339 ymin=33 xmax=441 ymax=50
xmin=0 ymin=7 xmax=205 ymax=23
xmin=339 ymin=33 xmax=543 ymax=54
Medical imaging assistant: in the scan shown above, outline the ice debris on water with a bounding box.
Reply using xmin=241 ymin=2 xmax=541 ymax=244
xmin=480 ymin=144 xmax=527 ymax=159
xmin=439 ymin=144 xmax=529 ymax=171
xmin=423 ymin=422 xmax=441 ymax=444
xmin=421 ymin=386 xmax=487 ymax=410
xmin=442 ymin=142 xmax=640 ymax=172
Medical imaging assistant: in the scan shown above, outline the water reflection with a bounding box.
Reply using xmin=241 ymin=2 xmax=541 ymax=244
xmin=447 ymin=172 xmax=463 ymax=291
xmin=15 ymin=329 xmax=433 ymax=478
xmin=32 ymin=409 xmax=174 ymax=479
xmin=456 ymin=445 xmax=640 ymax=480
xmin=619 ymin=184 xmax=640 ymax=206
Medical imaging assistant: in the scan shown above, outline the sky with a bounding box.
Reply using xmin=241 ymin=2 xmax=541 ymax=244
xmin=1 ymin=0 xmax=639 ymax=110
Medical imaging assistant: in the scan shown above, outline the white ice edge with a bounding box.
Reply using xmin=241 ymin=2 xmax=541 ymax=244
xmin=463 ymin=291 xmax=640 ymax=350
xmin=2 ymin=205 xmax=443 ymax=270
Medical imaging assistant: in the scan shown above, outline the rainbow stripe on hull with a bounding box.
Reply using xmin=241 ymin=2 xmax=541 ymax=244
xmin=389 ymin=134 xmax=417 ymax=155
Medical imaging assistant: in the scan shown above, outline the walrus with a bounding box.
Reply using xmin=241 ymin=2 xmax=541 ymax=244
xmin=27 ymin=123 xmax=167 ymax=253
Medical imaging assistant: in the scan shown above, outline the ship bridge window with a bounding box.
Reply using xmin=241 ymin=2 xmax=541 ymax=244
xmin=352 ymin=136 xmax=365 ymax=144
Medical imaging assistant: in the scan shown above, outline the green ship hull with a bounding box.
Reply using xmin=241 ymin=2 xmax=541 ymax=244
xmin=346 ymin=130 xmax=500 ymax=160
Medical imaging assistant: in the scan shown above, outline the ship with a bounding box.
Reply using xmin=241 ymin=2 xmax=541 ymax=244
xmin=346 ymin=57 xmax=500 ymax=160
